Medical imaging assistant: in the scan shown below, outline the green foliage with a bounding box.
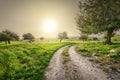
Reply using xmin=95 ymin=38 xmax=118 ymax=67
xmin=77 ymin=0 xmax=120 ymax=44
xmin=58 ymin=32 xmax=68 ymax=42
xmin=112 ymin=36 xmax=120 ymax=41
xmin=23 ymin=33 xmax=35 ymax=42
xmin=0 ymin=42 xmax=72 ymax=80
xmin=62 ymin=46 xmax=70 ymax=64
xmin=79 ymin=34 xmax=88 ymax=41
xmin=76 ymin=41 xmax=120 ymax=72
xmin=0 ymin=30 xmax=19 ymax=44
xmin=104 ymin=32 xmax=115 ymax=38
xmin=40 ymin=37 xmax=44 ymax=41
xmin=0 ymin=33 xmax=10 ymax=41
xmin=2 ymin=30 xmax=19 ymax=41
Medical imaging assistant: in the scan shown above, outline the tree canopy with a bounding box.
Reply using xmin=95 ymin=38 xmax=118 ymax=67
xmin=0 ymin=30 xmax=19 ymax=44
xmin=58 ymin=32 xmax=68 ymax=42
xmin=79 ymin=34 xmax=88 ymax=41
xmin=23 ymin=33 xmax=35 ymax=43
xmin=77 ymin=0 xmax=120 ymax=44
xmin=40 ymin=37 xmax=44 ymax=41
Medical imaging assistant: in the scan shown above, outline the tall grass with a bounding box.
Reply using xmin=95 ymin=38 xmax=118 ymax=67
xmin=0 ymin=42 xmax=72 ymax=80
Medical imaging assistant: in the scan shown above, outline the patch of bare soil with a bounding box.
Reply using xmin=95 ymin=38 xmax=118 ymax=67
xmin=45 ymin=46 xmax=67 ymax=80
xmin=67 ymin=46 xmax=110 ymax=80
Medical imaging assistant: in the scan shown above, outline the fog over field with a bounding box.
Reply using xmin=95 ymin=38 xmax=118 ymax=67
xmin=0 ymin=0 xmax=80 ymax=38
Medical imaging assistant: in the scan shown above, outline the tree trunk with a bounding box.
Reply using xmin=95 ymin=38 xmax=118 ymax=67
xmin=104 ymin=29 xmax=114 ymax=44
xmin=5 ymin=40 xmax=7 ymax=44
xmin=60 ymin=39 xmax=62 ymax=43
xmin=8 ymin=40 xmax=11 ymax=44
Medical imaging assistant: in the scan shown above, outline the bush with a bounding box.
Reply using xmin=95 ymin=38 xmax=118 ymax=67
xmin=79 ymin=34 xmax=88 ymax=41
xmin=112 ymin=36 xmax=120 ymax=41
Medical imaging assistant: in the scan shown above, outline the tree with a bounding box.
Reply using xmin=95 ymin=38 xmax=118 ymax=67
xmin=79 ymin=34 xmax=88 ymax=41
xmin=0 ymin=33 xmax=10 ymax=44
xmin=23 ymin=33 xmax=35 ymax=43
xmin=40 ymin=37 xmax=44 ymax=41
xmin=77 ymin=0 xmax=120 ymax=44
xmin=104 ymin=32 xmax=115 ymax=39
xmin=0 ymin=30 xmax=19 ymax=44
xmin=58 ymin=32 xmax=68 ymax=42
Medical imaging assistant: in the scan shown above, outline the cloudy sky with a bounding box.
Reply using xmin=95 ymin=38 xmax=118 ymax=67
xmin=0 ymin=0 xmax=80 ymax=38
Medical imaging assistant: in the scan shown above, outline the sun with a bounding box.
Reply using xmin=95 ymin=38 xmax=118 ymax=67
xmin=42 ymin=19 xmax=57 ymax=33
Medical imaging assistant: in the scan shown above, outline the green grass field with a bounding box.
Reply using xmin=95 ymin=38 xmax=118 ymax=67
xmin=76 ymin=41 xmax=120 ymax=73
xmin=0 ymin=42 xmax=73 ymax=80
xmin=0 ymin=40 xmax=120 ymax=80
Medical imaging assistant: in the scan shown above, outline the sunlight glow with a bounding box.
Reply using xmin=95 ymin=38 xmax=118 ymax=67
xmin=42 ymin=19 xmax=57 ymax=33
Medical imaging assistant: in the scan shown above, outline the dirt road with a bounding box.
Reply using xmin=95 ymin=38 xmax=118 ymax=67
xmin=45 ymin=45 xmax=110 ymax=80
xmin=45 ymin=46 xmax=66 ymax=80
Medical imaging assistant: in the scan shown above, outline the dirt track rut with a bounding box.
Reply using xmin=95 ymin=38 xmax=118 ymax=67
xmin=45 ymin=46 xmax=66 ymax=80
xmin=45 ymin=45 xmax=110 ymax=80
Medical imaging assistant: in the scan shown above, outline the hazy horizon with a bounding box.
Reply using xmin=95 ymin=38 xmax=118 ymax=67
xmin=0 ymin=0 xmax=80 ymax=38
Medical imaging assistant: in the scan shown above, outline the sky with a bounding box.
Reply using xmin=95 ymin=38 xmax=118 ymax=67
xmin=0 ymin=0 xmax=80 ymax=38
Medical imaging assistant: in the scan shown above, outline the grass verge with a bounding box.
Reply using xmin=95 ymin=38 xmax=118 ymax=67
xmin=0 ymin=42 xmax=73 ymax=80
xmin=75 ymin=41 xmax=120 ymax=73
xmin=62 ymin=46 xmax=70 ymax=64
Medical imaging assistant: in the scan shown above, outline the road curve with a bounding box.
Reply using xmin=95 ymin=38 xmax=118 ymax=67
xmin=45 ymin=45 xmax=110 ymax=80
xmin=68 ymin=46 xmax=110 ymax=80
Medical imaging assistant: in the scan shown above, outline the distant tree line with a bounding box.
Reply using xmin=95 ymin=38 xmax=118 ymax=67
xmin=79 ymin=34 xmax=100 ymax=41
xmin=0 ymin=30 xmax=35 ymax=44
xmin=0 ymin=30 xmax=19 ymax=44
xmin=0 ymin=30 xmax=70 ymax=44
